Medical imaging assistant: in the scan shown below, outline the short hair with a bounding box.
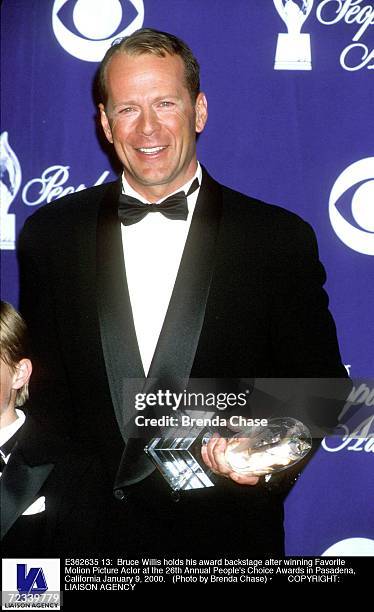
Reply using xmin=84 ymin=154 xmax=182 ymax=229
xmin=98 ymin=28 xmax=200 ymax=105
xmin=0 ymin=301 xmax=30 ymax=406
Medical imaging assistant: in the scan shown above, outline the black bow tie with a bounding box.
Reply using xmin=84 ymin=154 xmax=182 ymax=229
xmin=0 ymin=427 xmax=22 ymax=472
xmin=118 ymin=178 xmax=199 ymax=226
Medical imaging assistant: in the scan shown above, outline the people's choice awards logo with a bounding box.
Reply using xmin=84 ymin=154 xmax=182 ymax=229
xmin=329 ymin=158 xmax=374 ymax=256
xmin=322 ymin=382 xmax=374 ymax=454
xmin=0 ymin=131 xmax=110 ymax=251
xmin=52 ymin=0 xmax=144 ymax=62
xmin=274 ymin=0 xmax=314 ymax=70
xmin=0 ymin=132 xmax=22 ymax=250
xmin=317 ymin=0 xmax=374 ymax=71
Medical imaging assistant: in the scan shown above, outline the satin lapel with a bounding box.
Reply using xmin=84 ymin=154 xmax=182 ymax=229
xmin=115 ymin=169 xmax=223 ymax=487
xmin=147 ymin=168 xmax=222 ymax=385
xmin=1 ymin=448 xmax=54 ymax=539
xmin=96 ymin=179 xmax=145 ymax=441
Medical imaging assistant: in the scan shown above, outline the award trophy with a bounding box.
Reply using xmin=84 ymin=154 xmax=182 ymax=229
xmin=145 ymin=415 xmax=312 ymax=492
xmin=223 ymin=417 xmax=312 ymax=476
xmin=144 ymin=412 xmax=216 ymax=492
xmin=273 ymin=0 xmax=314 ymax=70
xmin=0 ymin=132 xmax=21 ymax=250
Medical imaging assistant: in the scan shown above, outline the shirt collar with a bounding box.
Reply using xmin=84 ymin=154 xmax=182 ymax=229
xmin=121 ymin=162 xmax=202 ymax=204
xmin=0 ymin=409 xmax=25 ymax=449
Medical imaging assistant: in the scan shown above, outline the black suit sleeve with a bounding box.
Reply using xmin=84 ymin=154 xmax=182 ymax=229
xmin=17 ymin=216 xmax=73 ymax=432
xmin=269 ymin=218 xmax=347 ymax=378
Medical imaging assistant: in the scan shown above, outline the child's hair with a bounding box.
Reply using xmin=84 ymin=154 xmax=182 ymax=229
xmin=0 ymin=301 xmax=30 ymax=406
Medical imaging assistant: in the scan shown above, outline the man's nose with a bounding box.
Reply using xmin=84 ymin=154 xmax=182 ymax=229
xmin=137 ymin=107 xmax=159 ymax=136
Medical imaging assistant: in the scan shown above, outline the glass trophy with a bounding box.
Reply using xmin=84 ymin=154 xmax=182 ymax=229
xmin=144 ymin=424 xmax=215 ymax=492
xmin=144 ymin=415 xmax=312 ymax=492
xmin=224 ymin=417 xmax=312 ymax=476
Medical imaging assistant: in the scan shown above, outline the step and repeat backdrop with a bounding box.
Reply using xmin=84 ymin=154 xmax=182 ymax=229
xmin=1 ymin=1 xmax=373 ymax=555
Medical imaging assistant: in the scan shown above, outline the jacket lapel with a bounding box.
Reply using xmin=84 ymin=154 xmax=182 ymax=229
xmin=1 ymin=445 xmax=54 ymax=539
xmin=114 ymin=168 xmax=223 ymax=486
xmin=96 ymin=179 xmax=146 ymax=441
xmin=146 ymin=168 xmax=222 ymax=386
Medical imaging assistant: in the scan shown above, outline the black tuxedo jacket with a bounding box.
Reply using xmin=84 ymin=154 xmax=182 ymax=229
xmin=1 ymin=415 xmax=108 ymax=557
xmin=17 ymin=168 xmax=347 ymax=554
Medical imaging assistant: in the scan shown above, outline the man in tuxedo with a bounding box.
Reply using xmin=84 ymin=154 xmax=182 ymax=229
xmin=0 ymin=301 xmax=108 ymax=556
xmin=18 ymin=29 xmax=347 ymax=555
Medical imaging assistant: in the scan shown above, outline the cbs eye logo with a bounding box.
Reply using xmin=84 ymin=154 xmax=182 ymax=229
xmin=52 ymin=0 xmax=144 ymax=62
xmin=329 ymin=157 xmax=374 ymax=256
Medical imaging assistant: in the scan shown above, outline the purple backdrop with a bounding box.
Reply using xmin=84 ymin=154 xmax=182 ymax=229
xmin=1 ymin=0 xmax=373 ymax=555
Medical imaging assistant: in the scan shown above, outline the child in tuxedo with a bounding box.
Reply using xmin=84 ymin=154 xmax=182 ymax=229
xmin=0 ymin=300 xmax=108 ymax=556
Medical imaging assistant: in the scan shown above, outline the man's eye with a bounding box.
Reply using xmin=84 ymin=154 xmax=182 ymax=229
xmin=118 ymin=107 xmax=134 ymax=114
xmin=159 ymin=101 xmax=174 ymax=108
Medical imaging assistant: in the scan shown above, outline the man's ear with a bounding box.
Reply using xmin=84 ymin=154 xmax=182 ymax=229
xmin=195 ymin=93 xmax=208 ymax=134
xmin=99 ymin=103 xmax=114 ymax=144
xmin=12 ymin=359 xmax=32 ymax=390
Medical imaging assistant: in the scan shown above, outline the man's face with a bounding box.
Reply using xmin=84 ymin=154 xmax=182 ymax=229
xmin=99 ymin=52 xmax=207 ymax=200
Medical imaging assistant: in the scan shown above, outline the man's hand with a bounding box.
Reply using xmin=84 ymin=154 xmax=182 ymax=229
xmin=201 ymin=434 xmax=259 ymax=485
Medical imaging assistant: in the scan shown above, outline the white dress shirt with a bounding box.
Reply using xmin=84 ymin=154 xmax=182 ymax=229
xmin=121 ymin=163 xmax=202 ymax=375
xmin=0 ymin=408 xmax=25 ymax=455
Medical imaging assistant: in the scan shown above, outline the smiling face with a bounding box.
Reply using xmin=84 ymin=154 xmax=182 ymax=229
xmin=99 ymin=52 xmax=208 ymax=200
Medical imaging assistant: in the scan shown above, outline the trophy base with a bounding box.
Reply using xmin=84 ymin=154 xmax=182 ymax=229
xmin=0 ymin=213 xmax=16 ymax=250
xmin=145 ymin=433 xmax=215 ymax=492
xmin=274 ymin=33 xmax=312 ymax=70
